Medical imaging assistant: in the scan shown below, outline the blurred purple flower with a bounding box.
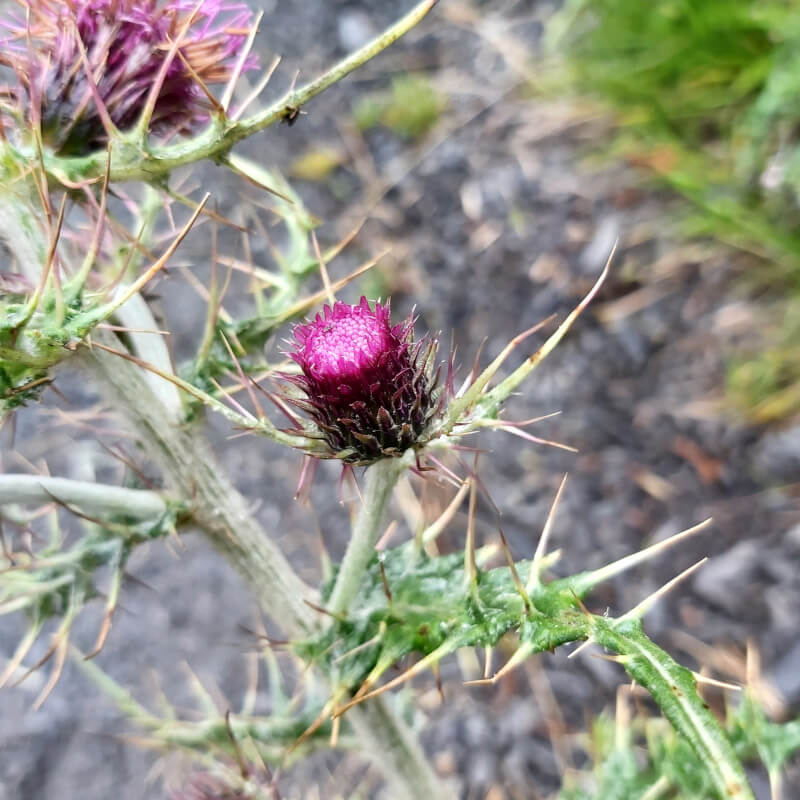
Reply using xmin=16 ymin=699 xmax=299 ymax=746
xmin=287 ymin=296 xmax=440 ymax=465
xmin=0 ymin=0 xmax=257 ymax=155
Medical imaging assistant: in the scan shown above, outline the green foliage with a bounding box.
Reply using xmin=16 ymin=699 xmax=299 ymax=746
xmin=298 ymin=541 xmax=753 ymax=799
xmin=299 ymin=542 xmax=588 ymax=692
xmin=551 ymin=0 xmax=800 ymax=421
xmin=561 ymin=693 xmax=800 ymax=799
xmin=77 ymin=648 xmax=334 ymax=765
xmin=0 ymin=288 xmax=108 ymax=416
xmin=0 ymin=498 xmax=185 ymax=625
xmin=726 ymin=306 xmax=800 ymax=422
xmin=353 ymin=74 xmax=447 ymax=139
xmin=554 ymin=0 xmax=800 ymax=267
xmin=551 ymin=0 xmax=800 ymax=269
xmin=729 ymin=694 xmax=800 ymax=781
xmin=178 ymin=163 xmax=323 ymax=404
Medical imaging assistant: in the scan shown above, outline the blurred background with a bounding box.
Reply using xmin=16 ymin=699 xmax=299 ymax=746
xmin=2 ymin=0 xmax=800 ymax=797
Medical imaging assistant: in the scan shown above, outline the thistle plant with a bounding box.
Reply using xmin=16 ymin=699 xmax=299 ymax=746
xmin=0 ymin=1 xmax=794 ymax=798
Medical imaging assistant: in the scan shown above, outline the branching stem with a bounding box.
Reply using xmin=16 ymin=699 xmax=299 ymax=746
xmin=0 ymin=474 xmax=169 ymax=519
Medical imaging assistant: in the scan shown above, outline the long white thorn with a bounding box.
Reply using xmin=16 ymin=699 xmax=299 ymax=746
xmin=421 ymin=479 xmax=471 ymax=546
xmin=527 ymin=474 xmax=568 ymax=593
xmin=567 ymin=638 xmax=594 ymax=660
xmin=572 ymin=518 xmax=713 ymax=594
xmin=221 ymin=11 xmax=264 ymax=112
xmin=616 ymin=557 xmax=709 ymax=624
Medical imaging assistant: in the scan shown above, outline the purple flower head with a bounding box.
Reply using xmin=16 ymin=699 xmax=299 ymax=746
xmin=288 ymin=297 xmax=440 ymax=464
xmin=0 ymin=0 xmax=257 ymax=155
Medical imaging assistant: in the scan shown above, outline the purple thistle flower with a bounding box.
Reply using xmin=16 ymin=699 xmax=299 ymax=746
xmin=0 ymin=0 xmax=256 ymax=155
xmin=287 ymin=297 xmax=440 ymax=465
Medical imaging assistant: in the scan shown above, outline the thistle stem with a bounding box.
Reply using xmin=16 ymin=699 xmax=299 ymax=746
xmin=351 ymin=694 xmax=456 ymax=798
xmin=0 ymin=183 xmax=46 ymax=284
xmin=81 ymin=331 xmax=319 ymax=634
xmin=327 ymin=456 xmax=408 ymax=616
xmin=0 ymin=474 xmax=169 ymax=520
xmin=83 ymin=339 xmax=452 ymax=799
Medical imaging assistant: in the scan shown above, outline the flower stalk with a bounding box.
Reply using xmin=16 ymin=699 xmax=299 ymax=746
xmin=327 ymin=455 xmax=410 ymax=616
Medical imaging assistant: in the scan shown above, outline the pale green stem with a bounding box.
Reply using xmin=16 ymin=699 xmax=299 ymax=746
xmin=0 ymin=474 xmax=168 ymax=519
xmin=114 ymin=294 xmax=184 ymax=421
xmin=351 ymin=696 xmax=457 ymax=798
xmin=327 ymin=456 xmax=408 ymax=616
xmin=110 ymin=186 xmax=184 ymax=419
xmin=81 ymin=331 xmax=318 ymax=633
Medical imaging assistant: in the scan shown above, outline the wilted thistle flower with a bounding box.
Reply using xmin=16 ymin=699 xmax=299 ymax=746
xmin=287 ymin=297 xmax=440 ymax=465
xmin=0 ymin=0 xmax=256 ymax=156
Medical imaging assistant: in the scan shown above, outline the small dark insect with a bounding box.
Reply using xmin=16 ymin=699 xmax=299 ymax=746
xmin=283 ymin=105 xmax=303 ymax=126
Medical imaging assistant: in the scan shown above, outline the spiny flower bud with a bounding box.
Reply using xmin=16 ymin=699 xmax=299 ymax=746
xmin=0 ymin=0 xmax=256 ymax=156
xmin=287 ymin=297 xmax=440 ymax=465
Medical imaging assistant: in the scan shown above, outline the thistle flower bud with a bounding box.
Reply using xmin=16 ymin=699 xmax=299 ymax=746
xmin=287 ymin=297 xmax=439 ymax=465
xmin=0 ymin=0 xmax=256 ymax=156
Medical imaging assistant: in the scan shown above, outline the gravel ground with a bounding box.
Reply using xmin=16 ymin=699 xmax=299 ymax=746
xmin=2 ymin=1 xmax=800 ymax=798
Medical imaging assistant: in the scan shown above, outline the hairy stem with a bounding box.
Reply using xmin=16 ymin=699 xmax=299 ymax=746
xmin=0 ymin=474 xmax=169 ymax=519
xmin=351 ymin=696 xmax=455 ymax=798
xmin=327 ymin=456 xmax=408 ymax=616
xmin=111 ymin=185 xmax=184 ymax=419
xmin=0 ymin=182 xmax=46 ymax=283
xmin=82 ymin=332 xmax=318 ymax=633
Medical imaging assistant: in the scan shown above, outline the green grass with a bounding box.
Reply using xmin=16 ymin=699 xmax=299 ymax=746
xmin=551 ymin=0 xmax=800 ymax=270
xmin=353 ymin=74 xmax=447 ymax=139
xmin=550 ymin=0 xmax=800 ymax=420
xmin=726 ymin=305 xmax=800 ymax=422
